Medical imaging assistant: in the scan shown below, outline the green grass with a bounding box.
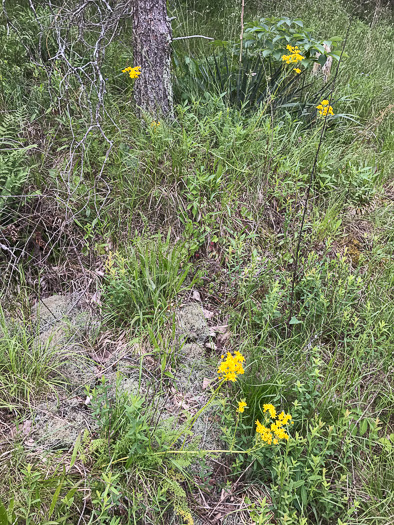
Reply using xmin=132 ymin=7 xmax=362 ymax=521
xmin=0 ymin=0 xmax=393 ymax=523
xmin=0 ymin=307 xmax=66 ymax=410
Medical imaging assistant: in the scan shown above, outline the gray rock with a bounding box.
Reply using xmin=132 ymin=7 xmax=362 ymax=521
xmin=58 ymin=356 xmax=98 ymax=394
xmin=176 ymin=304 xmax=210 ymax=344
xmin=32 ymin=294 xmax=99 ymax=348
xmin=30 ymin=397 xmax=97 ymax=450
xmin=31 ymin=295 xmax=101 ymax=392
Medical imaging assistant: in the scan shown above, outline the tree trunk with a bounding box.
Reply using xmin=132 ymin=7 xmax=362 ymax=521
xmin=132 ymin=0 xmax=174 ymax=119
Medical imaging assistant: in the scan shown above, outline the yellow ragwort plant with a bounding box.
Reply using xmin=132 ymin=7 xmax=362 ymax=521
xmin=316 ymin=99 xmax=334 ymax=116
xmin=111 ymin=353 xmax=293 ymax=469
xmin=122 ymin=66 xmax=141 ymax=79
xmin=281 ymin=45 xmax=305 ymax=65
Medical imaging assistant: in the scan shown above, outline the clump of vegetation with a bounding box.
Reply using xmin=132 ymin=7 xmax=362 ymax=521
xmin=0 ymin=307 xmax=65 ymax=410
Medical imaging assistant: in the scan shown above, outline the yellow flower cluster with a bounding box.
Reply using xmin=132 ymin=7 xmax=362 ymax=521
xmin=255 ymin=405 xmax=292 ymax=445
xmin=237 ymin=400 xmax=247 ymax=413
xmin=122 ymin=66 xmax=141 ymax=79
xmin=316 ymin=99 xmax=334 ymax=116
xmin=293 ymin=68 xmax=301 ymax=74
xmin=178 ymin=509 xmax=193 ymax=525
xmin=282 ymin=45 xmax=305 ymax=65
xmin=218 ymin=351 xmax=245 ymax=382
xmin=263 ymin=403 xmax=276 ymax=419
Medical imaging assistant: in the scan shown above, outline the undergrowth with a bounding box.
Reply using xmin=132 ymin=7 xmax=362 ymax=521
xmin=0 ymin=0 xmax=393 ymax=524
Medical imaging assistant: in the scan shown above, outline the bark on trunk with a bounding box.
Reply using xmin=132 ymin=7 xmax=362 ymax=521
xmin=132 ymin=0 xmax=174 ymax=119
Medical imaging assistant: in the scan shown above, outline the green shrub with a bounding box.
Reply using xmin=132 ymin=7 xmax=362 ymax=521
xmin=174 ymin=15 xmax=341 ymax=116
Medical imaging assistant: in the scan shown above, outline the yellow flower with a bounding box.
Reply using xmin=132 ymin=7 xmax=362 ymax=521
xmin=218 ymin=351 xmax=245 ymax=382
xmin=255 ymin=420 xmax=273 ymax=444
xmin=277 ymin=411 xmax=292 ymax=426
xmin=237 ymin=400 xmax=248 ymax=413
xmin=256 ymin=406 xmax=292 ymax=445
xmin=294 ymin=68 xmax=301 ymax=74
xmin=316 ymin=99 xmax=334 ymax=117
xmin=122 ymin=66 xmax=141 ymax=79
xmin=281 ymin=45 xmax=305 ymax=65
xmin=263 ymin=403 xmax=276 ymax=419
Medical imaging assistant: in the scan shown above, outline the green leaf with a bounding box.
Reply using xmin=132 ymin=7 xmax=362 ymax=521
xmin=301 ymin=485 xmax=308 ymax=505
xmin=360 ymin=419 xmax=368 ymax=436
xmin=313 ymin=43 xmax=326 ymax=54
xmin=70 ymin=434 xmax=81 ymax=468
xmin=289 ymin=316 xmax=302 ymax=325
xmin=0 ymin=500 xmax=8 ymax=525
xmin=48 ymin=479 xmax=65 ymax=519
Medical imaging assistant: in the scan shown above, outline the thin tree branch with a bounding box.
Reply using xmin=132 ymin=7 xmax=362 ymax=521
xmin=173 ymin=35 xmax=213 ymax=41
xmin=239 ymin=0 xmax=245 ymax=63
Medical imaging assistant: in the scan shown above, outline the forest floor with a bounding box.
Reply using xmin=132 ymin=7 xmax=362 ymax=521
xmin=0 ymin=0 xmax=393 ymax=524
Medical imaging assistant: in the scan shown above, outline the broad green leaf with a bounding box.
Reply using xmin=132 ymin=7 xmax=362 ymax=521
xmin=313 ymin=43 xmax=326 ymax=54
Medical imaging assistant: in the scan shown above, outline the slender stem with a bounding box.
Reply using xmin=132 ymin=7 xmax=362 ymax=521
xmin=230 ymin=412 xmax=240 ymax=453
xmin=110 ymin=445 xmax=260 ymax=467
xmin=287 ymin=17 xmax=353 ymax=327
xmin=173 ymin=35 xmax=214 ymax=41
xmin=178 ymin=380 xmax=224 ymax=450
xmin=239 ymin=0 xmax=245 ymax=63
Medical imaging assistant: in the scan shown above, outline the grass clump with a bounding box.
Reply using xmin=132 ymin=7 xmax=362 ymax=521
xmin=102 ymin=233 xmax=194 ymax=329
xmin=0 ymin=307 xmax=65 ymax=410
